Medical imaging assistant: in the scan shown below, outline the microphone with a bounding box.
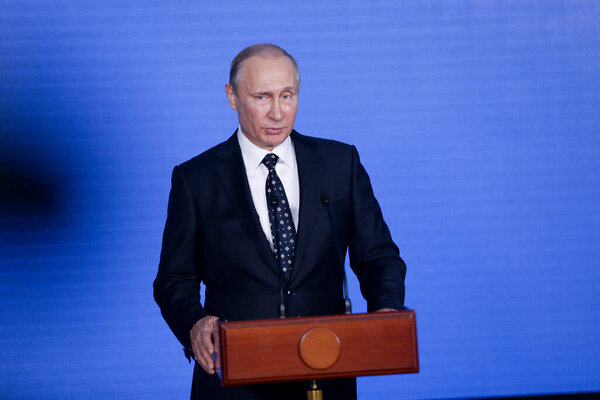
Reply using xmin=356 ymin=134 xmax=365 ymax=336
xmin=269 ymin=194 xmax=286 ymax=319
xmin=320 ymin=193 xmax=352 ymax=314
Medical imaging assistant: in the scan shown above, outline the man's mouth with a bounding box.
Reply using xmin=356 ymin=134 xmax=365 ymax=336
xmin=265 ymin=127 xmax=285 ymax=135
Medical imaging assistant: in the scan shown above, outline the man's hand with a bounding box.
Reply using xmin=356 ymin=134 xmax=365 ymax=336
xmin=190 ymin=315 xmax=219 ymax=374
xmin=376 ymin=308 xmax=397 ymax=312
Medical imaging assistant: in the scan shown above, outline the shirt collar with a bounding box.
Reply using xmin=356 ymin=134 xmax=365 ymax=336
xmin=237 ymin=126 xmax=296 ymax=171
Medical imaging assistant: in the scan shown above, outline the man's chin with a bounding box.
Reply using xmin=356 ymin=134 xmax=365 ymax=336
xmin=260 ymin=132 xmax=290 ymax=149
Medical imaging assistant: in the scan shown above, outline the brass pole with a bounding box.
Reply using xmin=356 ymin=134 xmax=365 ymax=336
xmin=306 ymin=380 xmax=323 ymax=400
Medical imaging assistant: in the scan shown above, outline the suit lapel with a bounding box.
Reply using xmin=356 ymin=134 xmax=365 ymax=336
xmin=290 ymin=131 xmax=322 ymax=282
xmin=215 ymin=133 xmax=279 ymax=277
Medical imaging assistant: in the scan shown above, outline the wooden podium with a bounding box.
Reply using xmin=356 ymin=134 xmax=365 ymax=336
xmin=215 ymin=310 xmax=418 ymax=387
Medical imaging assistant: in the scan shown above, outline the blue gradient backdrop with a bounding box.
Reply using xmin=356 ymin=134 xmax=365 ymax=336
xmin=1 ymin=1 xmax=599 ymax=399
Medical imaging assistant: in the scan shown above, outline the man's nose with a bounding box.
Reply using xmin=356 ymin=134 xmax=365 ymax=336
xmin=268 ymin=99 xmax=284 ymax=121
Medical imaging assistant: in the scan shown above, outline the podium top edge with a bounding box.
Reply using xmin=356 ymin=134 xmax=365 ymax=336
xmin=218 ymin=310 xmax=416 ymax=330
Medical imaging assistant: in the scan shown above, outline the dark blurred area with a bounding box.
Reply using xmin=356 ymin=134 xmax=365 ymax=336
xmin=0 ymin=115 xmax=74 ymax=236
xmin=0 ymin=146 xmax=64 ymax=220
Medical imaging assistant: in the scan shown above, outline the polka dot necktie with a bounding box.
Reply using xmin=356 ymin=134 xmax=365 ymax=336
xmin=262 ymin=153 xmax=296 ymax=280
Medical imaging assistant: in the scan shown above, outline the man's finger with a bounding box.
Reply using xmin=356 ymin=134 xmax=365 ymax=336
xmin=194 ymin=345 xmax=213 ymax=373
xmin=199 ymin=352 xmax=214 ymax=374
xmin=199 ymin=331 xmax=215 ymax=372
xmin=190 ymin=337 xmax=212 ymax=373
xmin=201 ymin=330 xmax=214 ymax=355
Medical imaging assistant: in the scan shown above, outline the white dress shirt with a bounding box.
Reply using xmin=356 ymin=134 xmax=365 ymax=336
xmin=237 ymin=128 xmax=300 ymax=248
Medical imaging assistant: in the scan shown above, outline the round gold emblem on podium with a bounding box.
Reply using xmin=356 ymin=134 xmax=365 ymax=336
xmin=298 ymin=327 xmax=341 ymax=370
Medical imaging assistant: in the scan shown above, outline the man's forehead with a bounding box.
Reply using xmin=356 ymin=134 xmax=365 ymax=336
xmin=240 ymin=55 xmax=296 ymax=82
xmin=245 ymin=52 xmax=292 ymax=66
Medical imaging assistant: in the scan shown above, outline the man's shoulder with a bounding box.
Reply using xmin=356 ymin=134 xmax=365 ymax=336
xmin=291 ymin=130 xmax=355 ymax=156
xmin=175 ymin=133 xmax=237 ymax=174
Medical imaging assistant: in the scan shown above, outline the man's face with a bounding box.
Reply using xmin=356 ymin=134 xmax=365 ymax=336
xmin=226 ymin=55 xmax=298 ymax=150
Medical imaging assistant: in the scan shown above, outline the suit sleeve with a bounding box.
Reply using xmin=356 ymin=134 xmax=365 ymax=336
xmin=153 ymin=165 xmax=208 ymax=351
xmin=347 ymin=146 xmax=407 ymax=311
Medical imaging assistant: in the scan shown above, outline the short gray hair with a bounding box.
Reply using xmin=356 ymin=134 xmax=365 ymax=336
xmin=229 ymin=43 xmax=300 ymax=93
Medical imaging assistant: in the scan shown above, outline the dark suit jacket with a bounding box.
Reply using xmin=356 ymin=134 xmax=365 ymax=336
xmin=154 ymin=130 xmax=406 ymax=400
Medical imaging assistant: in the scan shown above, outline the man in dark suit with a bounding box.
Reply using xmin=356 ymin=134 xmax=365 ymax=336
xmin=154 ymin=43 xmax=406 ymax=400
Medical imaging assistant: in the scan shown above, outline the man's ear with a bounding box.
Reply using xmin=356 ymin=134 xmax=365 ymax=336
xmin=225 ymin=83 xmax=238 ymax=110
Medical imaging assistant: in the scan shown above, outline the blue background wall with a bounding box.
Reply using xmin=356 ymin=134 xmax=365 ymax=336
xmin=1 ymin=1 xmax=599 ymax=399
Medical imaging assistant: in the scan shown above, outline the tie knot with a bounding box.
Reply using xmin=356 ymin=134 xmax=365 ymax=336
xmin=262 ymin=153 xmax=279 ymax=170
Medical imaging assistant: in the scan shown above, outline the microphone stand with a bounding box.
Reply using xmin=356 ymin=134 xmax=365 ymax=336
xmin=321 ymin=194 xmax=352 ymax=314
